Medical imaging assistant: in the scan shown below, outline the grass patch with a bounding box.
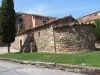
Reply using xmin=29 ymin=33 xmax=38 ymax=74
xmin=0 ymin=51 xmax=100 ymax=67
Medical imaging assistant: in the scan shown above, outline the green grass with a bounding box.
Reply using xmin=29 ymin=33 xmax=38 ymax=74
xmin=0 ymin=51 xmax=100 ymax=67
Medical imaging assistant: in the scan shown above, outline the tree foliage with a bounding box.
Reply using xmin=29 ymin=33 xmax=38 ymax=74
xmin=94 ymin=19 xmax=100 ymax=38
xmin=0 ymin=7 xmax=3 ymax=46
xmin=0 ymin=0 xmax=16 ymax=52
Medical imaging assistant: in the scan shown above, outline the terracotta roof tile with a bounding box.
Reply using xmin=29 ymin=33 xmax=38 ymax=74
xmin=16 ymin=15 xmax=96 ymax=36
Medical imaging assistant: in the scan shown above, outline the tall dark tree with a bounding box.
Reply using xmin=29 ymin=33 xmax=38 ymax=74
xmin=1 ymin=0 xmax=16 ymax=53
xmin=0 ymin=7 xmax=3 ymax=47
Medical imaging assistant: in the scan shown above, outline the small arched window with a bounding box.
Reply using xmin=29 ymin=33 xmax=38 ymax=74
xmin=38 ymin=32 xmax=40 ymax=37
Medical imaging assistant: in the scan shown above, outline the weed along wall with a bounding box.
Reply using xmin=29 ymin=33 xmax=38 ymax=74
xmin=54 ymin=24 xmax=95 ymax=53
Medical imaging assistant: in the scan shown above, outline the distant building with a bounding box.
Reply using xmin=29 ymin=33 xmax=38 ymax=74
xmin=77 ymin=10 xmax=100 ymax=23
xmin=16 ymin=12 xmax=57 ymax=33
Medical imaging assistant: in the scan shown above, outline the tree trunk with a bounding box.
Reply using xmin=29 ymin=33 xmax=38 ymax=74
xmin=8 ymin=43 xmax=10 ymax=53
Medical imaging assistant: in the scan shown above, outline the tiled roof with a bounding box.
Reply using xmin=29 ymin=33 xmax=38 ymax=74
xmin=16 ymin=12 xmax=56 ymax=18
xmin=16 ymin=15 xmax=96 ymax=36
xmin=16 ymin=29 xmax=33 ymax=36
xmin=54 ymin=22 xmax=96 ymax=28
xmin=77 ymin=10 xmax=100 ymax=18
xmin=33 ymin=15 xmax=78 ymax=29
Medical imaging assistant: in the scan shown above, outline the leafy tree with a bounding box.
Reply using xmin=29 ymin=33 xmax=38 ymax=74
xmin=94 ymin=19 xmax=100 ymax=43
xmin=1 ymin=0 xmax=16 ymax=53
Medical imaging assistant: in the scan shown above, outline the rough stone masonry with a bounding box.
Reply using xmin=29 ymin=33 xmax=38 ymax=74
xmin=11 ymin=15 xmax=96 ymax=53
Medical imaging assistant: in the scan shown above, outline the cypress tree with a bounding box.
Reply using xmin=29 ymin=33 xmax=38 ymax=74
xmin=1 ymin=0 xmax=16 ymax=53
xmin=0 ymin=7 xmax=3 ymax=47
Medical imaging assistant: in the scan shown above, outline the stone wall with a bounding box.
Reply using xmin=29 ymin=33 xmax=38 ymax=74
xmin=11 ymin=15 xmax=95 ymax=53
xmin=11 ymin=34 xmax=27 ymax=50
xmin=54 ymin=24 xmax=95 ymax=53
xmin=34 ymin=25 xmax=55 ymax=52
xmin=11 ymin=29 xmax=34 ymax=52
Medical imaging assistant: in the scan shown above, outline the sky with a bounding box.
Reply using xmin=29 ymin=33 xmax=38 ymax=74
xmin=0 ymin=0 xmax=100 ymax=18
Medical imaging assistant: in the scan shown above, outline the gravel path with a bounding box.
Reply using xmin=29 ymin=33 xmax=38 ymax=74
xmin=0 ymin=47 xmax=19 ymax=54
xmin=95 ymin=43 xmax=100 ymax=49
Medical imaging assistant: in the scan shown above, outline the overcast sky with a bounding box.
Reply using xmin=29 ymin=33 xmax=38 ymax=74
xmin=0 ymin=0 xmax=100 ymax=18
